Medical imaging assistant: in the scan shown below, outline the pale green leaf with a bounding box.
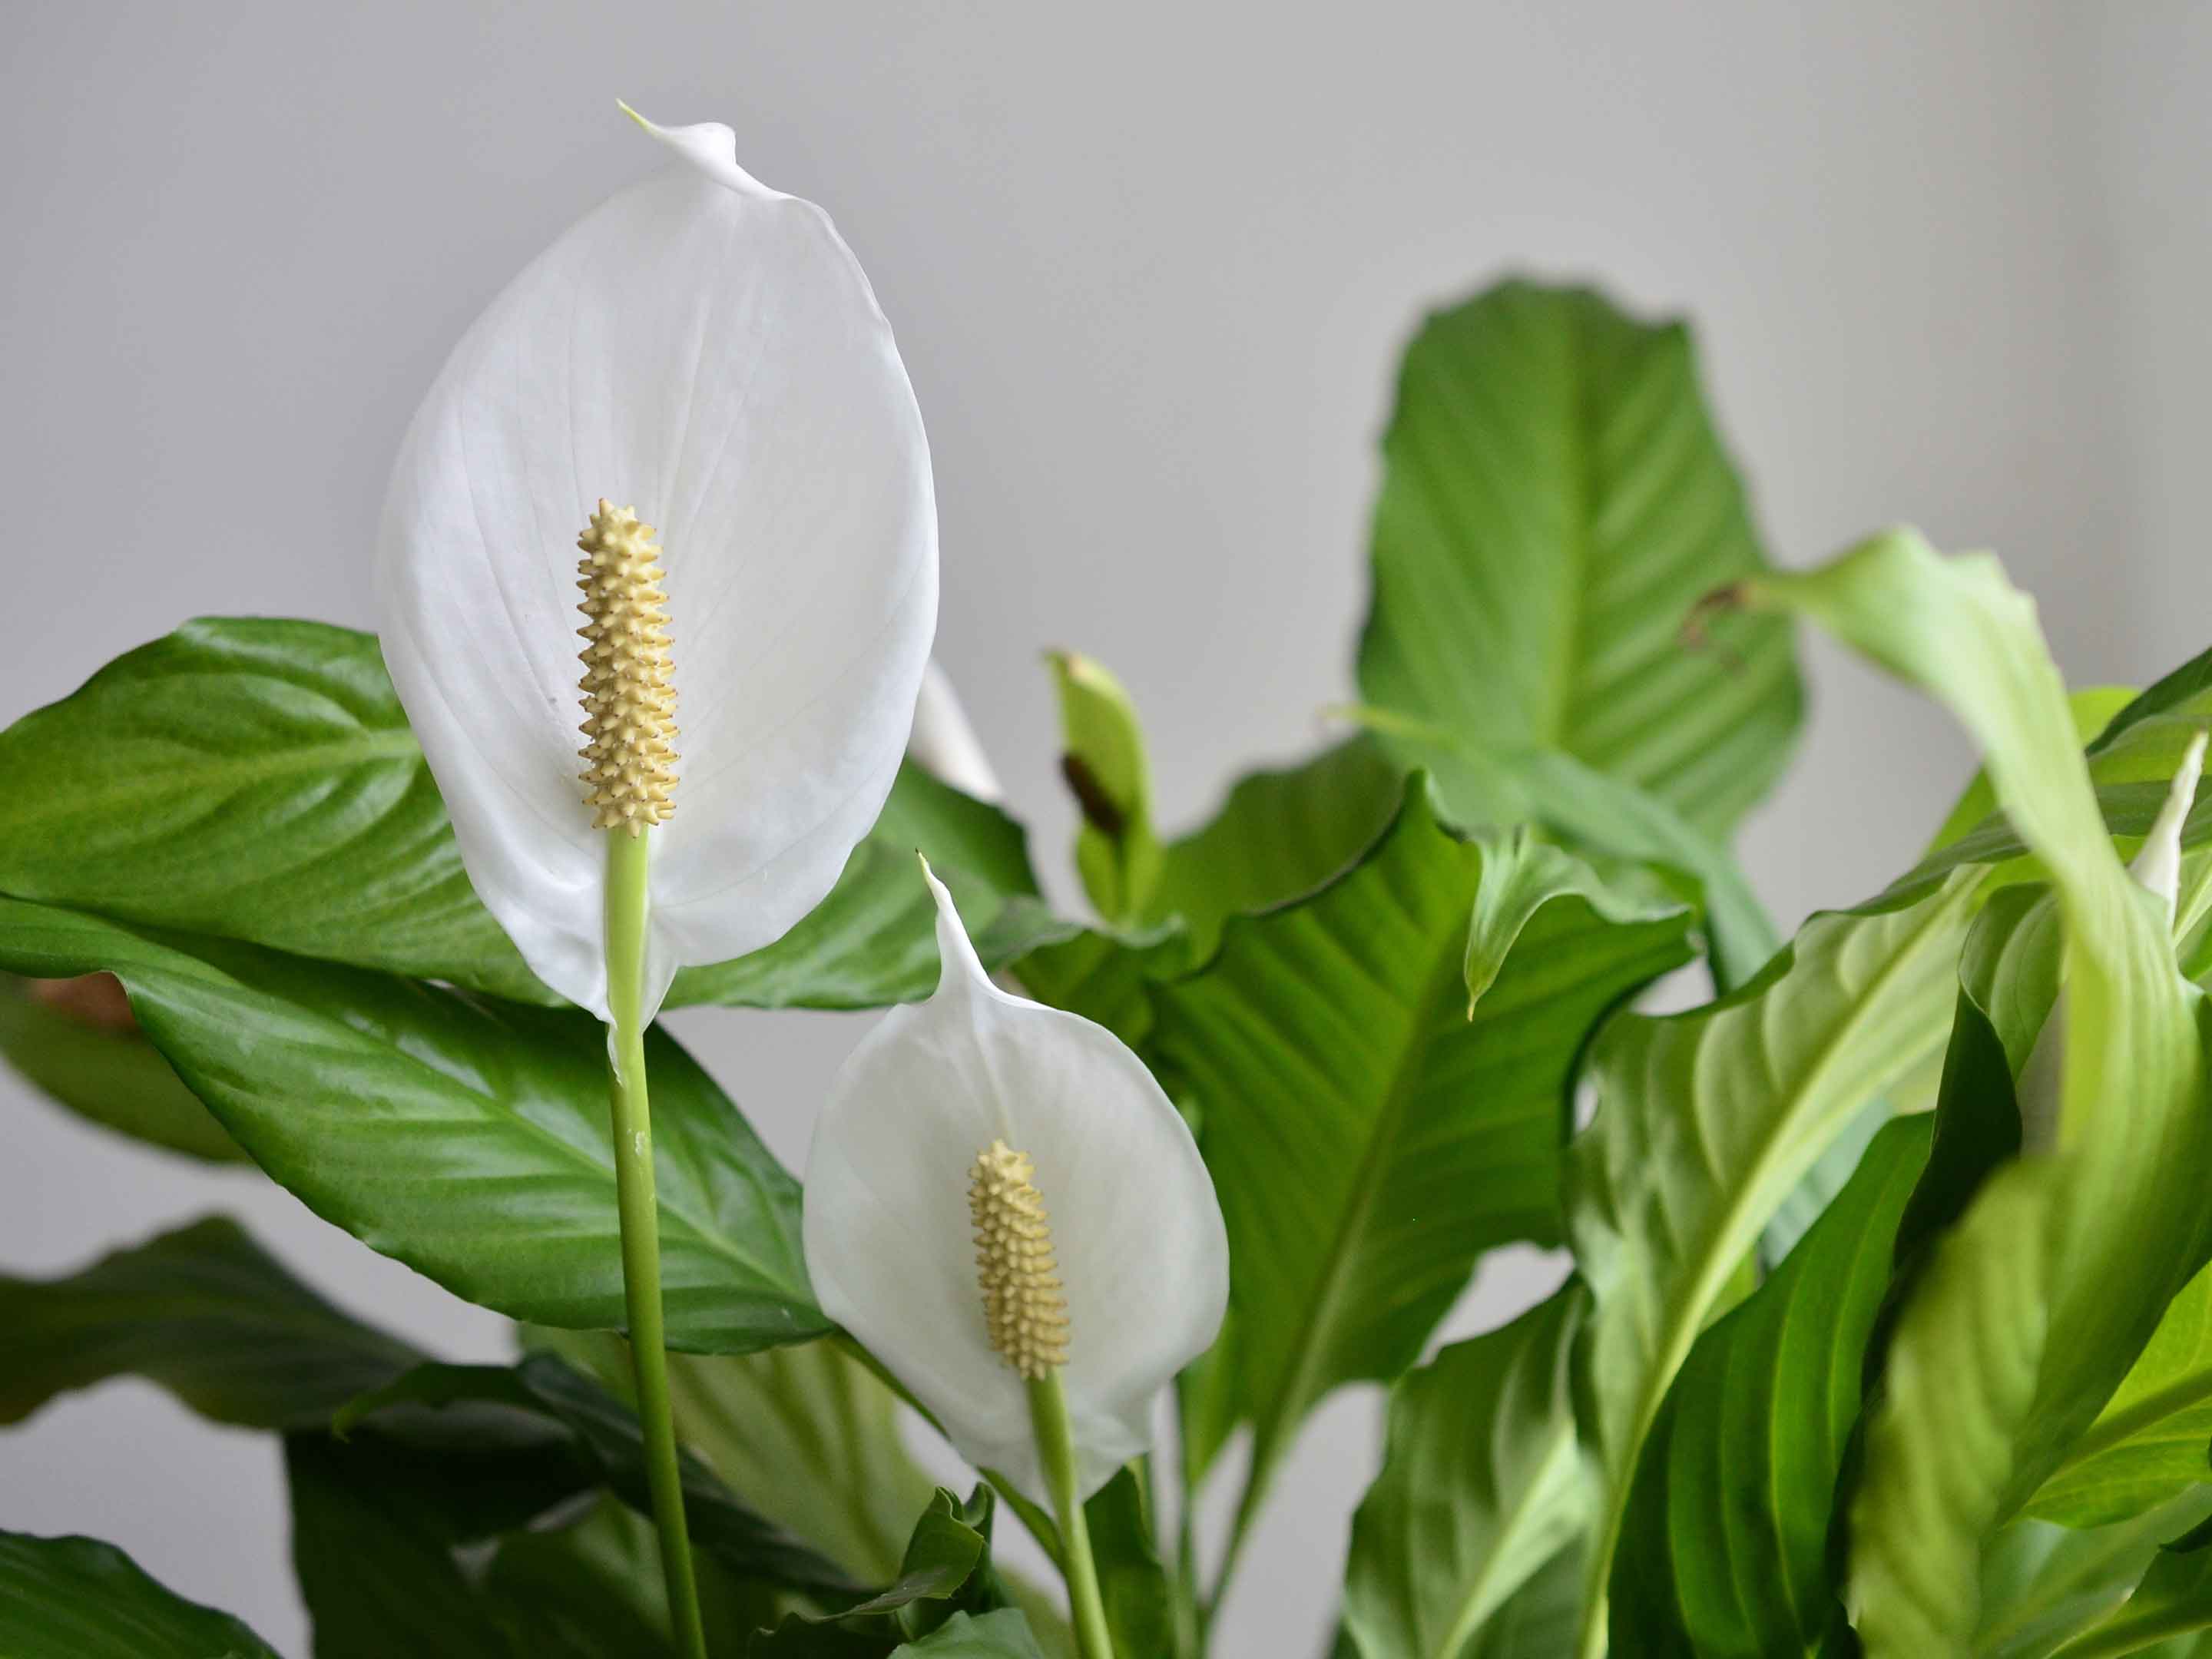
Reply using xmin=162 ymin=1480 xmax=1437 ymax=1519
xmin=1048 ymin=651 xmax=1162 ymax=926
xmin=1976 ymin=1489 xmax=2212 ymax=1659
xmin=1566 ymin=869 xmax=1982 ymax=1647
xmin=1736 ymin=531 xmax=2210 ymax=1657
xmin=2029 ymin=1263 xmax=2212 ymax=1526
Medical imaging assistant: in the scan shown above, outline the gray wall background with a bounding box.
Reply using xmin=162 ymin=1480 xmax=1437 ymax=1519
xmin=2 ymin=3 xmax=2206 ymax=1652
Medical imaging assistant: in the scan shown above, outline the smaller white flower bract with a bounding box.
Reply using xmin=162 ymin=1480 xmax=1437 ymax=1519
xmin=805 ymin=860 xmax=1228 ymax=1503
xmin=378 ymin=108 xmax=936 ymax=1022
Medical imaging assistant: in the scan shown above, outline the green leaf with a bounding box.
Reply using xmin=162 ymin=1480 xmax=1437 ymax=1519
xmin=1141 ymin=734 xmax=1404 ymax=960
xmin=748 ymin=1488 xmax=1012 ymax=1654
xmin=0 ymin=972 xmax=243 ymax=1161
xmin=0 ymin=617 xmax=546 ymax=1000
xmin=1342 ymin=1284 xmax=1589 ymax=1659
xmin=1976 ymin=1489 xmax=2212 ymax=1659
xmin=0 ymin=1214 xmax=419 ymax=1429
xmin=544 ymin=1330 xmax=939 ymax=1585
xmin=895 ymin=1611 xmax=1048 ymax=1657
xmin=1922 ymin=686 xmax=2141 ymax=856
xmin=1013 ymin=735 xmax=1403 ymax=1050
xmin=1156 ymin=783 xmax=1694 ymax=1506
xmin=0 ymin=898 xmax=824 ymax=1352
xmin=2050 ymin=1527 xmax=2212 ymax=1657
xmin=667 ymin=763 xmax=1068 ymax=1010
xmin=1048 ymin=651 xmax=1162 ymax=926
xmin=1356 ymin=280 xmax=1803 ymax=839
xmin=1465 ymin=1545 xmax=1586 ymax=1659
xmin=286 ymin=1419 xmax=687 ymax=1659
xmin=1083 ymin=1468 xmax=1175 ymax=1659
xmin=1567 ymin=868 xmax=1983 ymax=1644
xmin=1349 ymin=708 xmax=1780 ymax=989
xmin=1608 ymin=1115 xmax=1932 ymax=1657
xmin=2028 ymin=1263 xmax=2212 ymax=1526
xmin=1737 ymin=531 xmax=2212 ymax=1656
xmin=338 ymin=1355 xmax=863 ymax=1597
xmin=0 ymin=1530 xmax=280 ymax=1659
xmin=0 ymin=618 xmax=1057 ymax=1013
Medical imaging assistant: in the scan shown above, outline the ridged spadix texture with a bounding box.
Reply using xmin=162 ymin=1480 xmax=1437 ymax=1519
xmin=804 ymin=861 xmax=1228 ymax=1503
xmin=575 ymin=502 xmax=678 ymax=833
xmin=376 ymin=110 xmax=937 ymax=1021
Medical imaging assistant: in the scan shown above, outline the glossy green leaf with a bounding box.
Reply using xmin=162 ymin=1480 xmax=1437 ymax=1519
xmin=1567 ymin=868 xmax=1982 ymax=1646
xmin=545 ymin=1330 xmax=938 ymax=1585
xmin=0 ymin=1214 xmax=419 ymax=1429
xmin=0 ymin=897 xmax=824 ymax=1352
xmin=1736 ymin=532 xmax=2210 ymax=1656
xmin=0 ymin=1530 xmax=280 ymax=1659
xmin=1157 ymin=783 xmax=1694 ymax=1510
xmin=1049 ymin=651 xmax=1163 ymax=926
xmin=0 ymin=973 xmax=243 ymax=1161
xmin=338 ymin=1355 xmax=862 ymax=1596
xmin=1608 ymin=1115 xmax=1932 ymax=1657
xmin=0 ymin=617 xmax=546 ymax=1000
xmin=1356 ymin=280 xmax=1802 ymax=839
xmin=0 ymin=618 xmax=1058 ymax=1013
xmin=2050 ymin=1528 xmax=2212 ymax=1657
xmin=2029 ymin=1263 xmax=2212 ymax=1527
xmin=1342 ymin=1284 xmax=1589 ymax=1659
xmin=1976 ymin=1489 xmax=2212 ymax=1659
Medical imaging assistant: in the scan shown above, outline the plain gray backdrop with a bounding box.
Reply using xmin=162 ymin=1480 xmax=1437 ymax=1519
xmin=4 ymin=3 xmax=2208 ymax=1653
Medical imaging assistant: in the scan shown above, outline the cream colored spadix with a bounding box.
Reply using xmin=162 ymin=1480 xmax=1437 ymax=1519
xmin=804 ymin=859 xmax=1228 ymax=1503
xmin=377 ymin=108 xmax=936 ymax=1021
xmin=575 ymin=502 xmax=679 ymax=834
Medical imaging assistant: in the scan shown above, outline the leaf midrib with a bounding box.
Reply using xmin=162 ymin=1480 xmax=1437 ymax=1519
xmin=80 ymin=915 xmax=813 ymax=1316
xmin=1429 ymin=1418 xmax=1580 ymax=1659
xmin=2040 ymin=1366 xmax=2212 ymax=1499
xmin=1578 ymin=880 xmax=1974 ymax=1652
xmin=1247 ymin=893 xmax=1477 ymax=1485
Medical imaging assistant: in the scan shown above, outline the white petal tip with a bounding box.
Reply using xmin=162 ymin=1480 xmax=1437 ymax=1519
xmin=917 ymin=856 xmax=990 ymax=997
xmin=618 ymin=103 xmax=782 ymax=200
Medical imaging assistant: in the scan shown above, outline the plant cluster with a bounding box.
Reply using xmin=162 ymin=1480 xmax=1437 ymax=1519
xmin=6 ymin=114 xmax=2212 ymax=1659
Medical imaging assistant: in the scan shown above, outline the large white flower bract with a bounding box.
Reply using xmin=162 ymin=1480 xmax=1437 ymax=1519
xmin=377 ymin=109 xmax=936 ymax=1022
xmin=804 ymin=861 xmax=1229 ymax=1503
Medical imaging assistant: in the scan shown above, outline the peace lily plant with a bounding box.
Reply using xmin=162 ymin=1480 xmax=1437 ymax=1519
xmin=13 ymin=121 xmax=2212 ymax=1659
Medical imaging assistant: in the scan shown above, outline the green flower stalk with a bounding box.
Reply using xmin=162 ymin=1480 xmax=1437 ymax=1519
xmin=578 ymin=502 xmax=704 ymax=1659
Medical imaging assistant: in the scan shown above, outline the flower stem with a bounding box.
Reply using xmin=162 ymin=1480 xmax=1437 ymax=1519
xmin=604 ymin=827 xmax=707 ymax=1659
xmin=1028 ymin=1373 xmax=1115 ymax=1659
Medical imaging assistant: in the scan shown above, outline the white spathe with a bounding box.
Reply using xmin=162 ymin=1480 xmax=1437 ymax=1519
xmin=804 ymin=861 xmax=1229 ymax=1503
xmin=377 ymin=108 xmax=937 ymax=1022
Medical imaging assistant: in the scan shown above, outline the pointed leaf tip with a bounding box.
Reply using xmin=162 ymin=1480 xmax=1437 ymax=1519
xmin=2128 ymin=729 xmax=2207 ymax=916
